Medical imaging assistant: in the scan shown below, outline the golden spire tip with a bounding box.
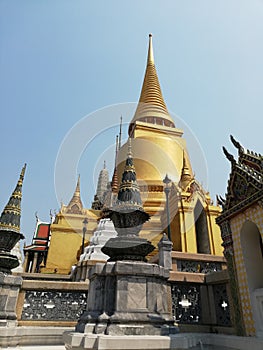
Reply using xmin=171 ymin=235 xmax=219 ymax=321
xmin=147 ymin=33 xmax=154 ymax=64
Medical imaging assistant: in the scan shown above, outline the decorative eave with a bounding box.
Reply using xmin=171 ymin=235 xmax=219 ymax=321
xmin=216 ymin=190 xmax=263 ymax=224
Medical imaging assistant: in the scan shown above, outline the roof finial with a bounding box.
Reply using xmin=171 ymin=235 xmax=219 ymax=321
xmin=20 ymin=163 xmax=26 ymax=181
xmin=223 ymin=146 xmax=236 ymax=165
xmin=119 ymin=116 xmax=123 ymax=150
xmin=103 ymin=160 xmax=106 ymax=169
xmin=77 ymin=174 xmax=80 ymax=191
xmin=66 ymin=175 xmax=83 ymax=212
xmin=148 ymin=33 xmax=154 ymax=65
xmin=115 ymin=135 xmax=119 ymax=167
xmin=230 ymin=135 xmax=244 ymax=154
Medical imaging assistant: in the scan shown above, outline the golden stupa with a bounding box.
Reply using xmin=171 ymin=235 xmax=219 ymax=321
xmin=25 ymin=35 xmax=223 ymax=275
xmin=118 ymin=34 xmax=192 ymax=208
xmin=117 ymin=34 xmax=222 ymax=254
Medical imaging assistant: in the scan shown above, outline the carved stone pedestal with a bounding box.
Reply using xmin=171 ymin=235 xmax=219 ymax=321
xmin=0 ymin=272 xmax=22 ymax=346
xmin=64 ymin=261 xmax=178 ymax=349
xmin=0 ymin=272 xmax=22 ymax=324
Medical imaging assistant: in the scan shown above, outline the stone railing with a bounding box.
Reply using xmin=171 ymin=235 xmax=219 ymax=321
xmin=170 ymin=269 xmax=233 ymax=334
xmin=16 ymin=273 xmax=88 ymax=327
xmin=149 ymin=251 xmax=232 ymax=333
xmin=171 ymin=251 xmax=226 ymax=274
xmin=149 ymin=251 xmax=226 ymax=274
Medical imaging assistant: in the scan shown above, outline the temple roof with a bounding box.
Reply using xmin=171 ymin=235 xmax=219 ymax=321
xmin=0 ymin=164 xmax=26 ymax=233
xmin=129 ymin=34 xmax=175 ymax=134
xmin=24 ymin=220 xmax=51 ymax=252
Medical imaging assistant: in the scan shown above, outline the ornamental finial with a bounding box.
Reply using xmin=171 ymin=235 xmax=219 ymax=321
xmin=148 ymin=33 xmax=154 ymax=64
xmin=223 ymin=146 xmax=236 ymax=165
xmin=230 ymin=135 xmax=244 ymax=154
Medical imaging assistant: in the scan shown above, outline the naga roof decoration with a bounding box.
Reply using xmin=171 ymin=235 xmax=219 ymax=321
xmin=231 ymin=135 xmax=263 ymax=172
xmin=217 ymin=136 xmax=263 ymax=223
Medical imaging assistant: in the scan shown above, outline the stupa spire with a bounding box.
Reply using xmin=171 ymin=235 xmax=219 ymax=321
xmin=119 ymin=116 xmax=122 ymax=150
xmin=96 ymin=162 xmax=109 ymax=201
xmin=111 ymin=135 xmax=119 ymax=194
xmin=147 ymin=33 xmax=154 ymax=64
xmin=67 ymin=175 xmax=83 ymax=211
xmin=0 ymin=164 xmax=26 ymax=233
xmin=117 ymin=138 xmax=142 ymax=207
xmin=179 ymin=151 xmax=193 ymax=190
xmin=129 ymin=34 xmax=175 ymax=134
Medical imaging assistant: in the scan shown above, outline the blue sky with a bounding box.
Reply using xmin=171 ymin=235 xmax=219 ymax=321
xmin=1 ymin=0 xmax=263 ymax=243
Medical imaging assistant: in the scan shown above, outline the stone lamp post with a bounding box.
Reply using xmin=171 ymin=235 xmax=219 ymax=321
xmin=81 ymin=218 xmax=88 ymax=255
xmin=163 ymin=174 xmax=172 ymax=241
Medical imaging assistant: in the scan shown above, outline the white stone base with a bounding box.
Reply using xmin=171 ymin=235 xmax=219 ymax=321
xmin=0 ymin=326 xmax=73 ymax=347
xmin=63 ymin=331 xmax=263 ymax=350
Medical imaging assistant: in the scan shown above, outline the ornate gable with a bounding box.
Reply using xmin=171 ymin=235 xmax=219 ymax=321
xmin=224 ymin=165 xmax=262 ymax=211
xmin=230 ymin=135 xmax=263 ymax=172
xmin=217 ymin=137 xmax=263 ymax=222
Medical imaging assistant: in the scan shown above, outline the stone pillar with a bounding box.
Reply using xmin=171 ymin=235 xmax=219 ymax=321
xmin=158 ymin=233 xmax=173 ymax=270
xmin=81 ymin=261 xmax=88 ymax=281
xmin=23 ymin=251 xmax=29 ymax=272
xmin=0 ymin=272 xmax=22 ymax=326
xmin=31 ymin=252 xmax=38 ymax=273
xmin=0 ymin=272 xmax=22 ymax=347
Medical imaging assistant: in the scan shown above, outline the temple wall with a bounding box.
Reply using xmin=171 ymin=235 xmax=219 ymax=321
xmin=229 ymin=204 xmax=263 ymax=336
